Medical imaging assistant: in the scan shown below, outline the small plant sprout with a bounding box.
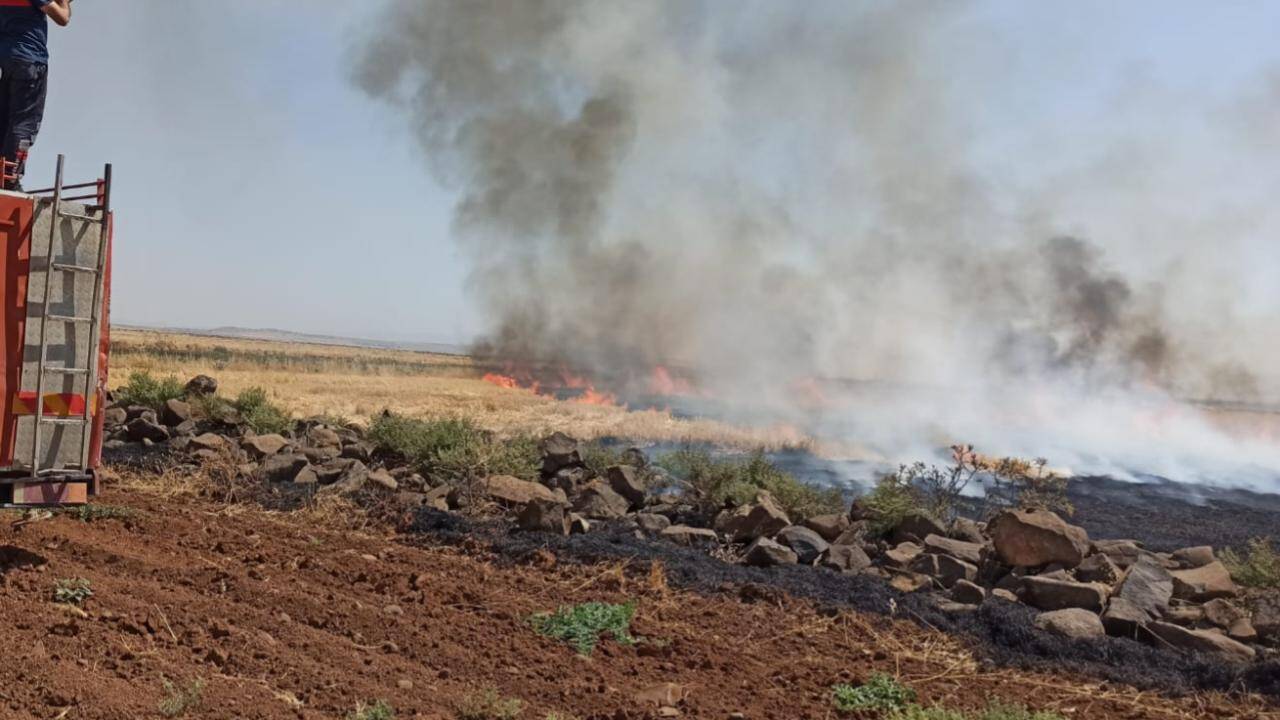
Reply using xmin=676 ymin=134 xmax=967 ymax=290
xmin=530 ymin=601 xmax=636 ymax=655
xmin=53 ymin=578 xmax=93 ymax=606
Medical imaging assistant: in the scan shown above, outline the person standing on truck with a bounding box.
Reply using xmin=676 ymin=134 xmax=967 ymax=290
xmin=0 ymin=0 xmax=71 ymax=191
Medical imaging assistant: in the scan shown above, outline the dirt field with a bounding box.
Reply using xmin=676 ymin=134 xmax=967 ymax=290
xmin=108 ymin=328 xmax=808 ymax=450
xmin=1 ymin=476 xmax=1275 ymax=720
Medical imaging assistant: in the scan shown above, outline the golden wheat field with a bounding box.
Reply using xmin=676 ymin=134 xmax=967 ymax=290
xmin=107 ymin=327 xmax=810 ymax=449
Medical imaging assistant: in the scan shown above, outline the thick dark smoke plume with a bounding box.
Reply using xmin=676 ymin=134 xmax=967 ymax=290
xmin=357 ymin=1 xmax=1280 ymax=484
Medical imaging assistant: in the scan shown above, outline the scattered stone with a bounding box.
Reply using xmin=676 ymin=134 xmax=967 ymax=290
xmin=160 ymin=398 xmax=191 ymax=426
xmin=660 ymin=525 xmax=719 ymax=547
xmin=1022 ymin=576 xmax=1107 ymax=612
xmin=242 ymin=434 xmax=289 ymax=459
xmin=172 ymin=419 xmax=198 ymax=437
xmin=1075 ymin=553 xmax=1121 ymax=585
xmin=950 ymin=579 xmax=987 ymax=605
xmin=991 ymin=588 xmax=1019 ymax=603
xmin=185 ymin=375 xmax=218 ymax=396
xmin=887 ymin=571 xmax=932 ymax=593
xmin=1092 ymin=539 xmax=1153 ymax=569
xmin=126 ymin=417 xmax=170 ymax=443
xmin=103 ymin=406 xmax=127 ymax=427
xmin=713 ymin=491 xmax=790 ymax=542
xmin=341 ymin=442 xmax=374 ymax=462
xmin=517 ymin=499 xmax=569 ymax=535
xmin=831 ymin=521 xmax=868 ymax=547
xmin=306 ymin=426 xmax=342 ymax=448
xmin=572 ymin=481 xmax=631 ymax=520
xmin=950 ymin=517 xmax=986 ymax=545
xmin=1035 ymin=608 xmax=1106 ymax=639
xmin=1254 ymin=595 xmax=1280 ymax=645
xmin=1171 ymin=546 xmax=1216 ymax=569
xmin=366 ymin=468 xmax=398 ymax=491
xmin=569 ymin=513 xmax=591 ymax=534
xmin=1170 ymin=561 xmax=1237 ymax=601
xmin=742 ymin=537 xmax=798 ymax=567
xmin=910 ymin=553 xmax=977 ymax=589
xmin=125 ymin=405 xmax=155 ymax=422
xmin=1111 ymin=558 xmax=1173 ymax=618
xmin=1164 ymin=605 xmax=1205 ymax=626
xmin=820 ymin=544 xmax=871 ymax=574
xmin=605 ymin=464 xmax=646 ymax=509
xmin=988 ymin=509 xmax=1090 ymax=569
xmin=1144 ymin=621 xmax=1256 ymax=662
xmin=293 ymin=466 xmax=319 ymax=486
xmin=922 ymin=534 xmax=983 ymax=565
xmin=634 ymin=513 xmax=672 ymax=535
xmin=423 ymin=485 xmax=451 ymax=511
xmin=803 ymin=513 xmax=849 ymax=542
xmin=1202 ymin=599 xmax=1256 ymax=642
xmin=189 ymin=433 xmax=227 ymax=452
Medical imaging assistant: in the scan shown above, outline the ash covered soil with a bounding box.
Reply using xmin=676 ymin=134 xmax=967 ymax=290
xmin=0 ymin=484 xmax=1273 ymax=720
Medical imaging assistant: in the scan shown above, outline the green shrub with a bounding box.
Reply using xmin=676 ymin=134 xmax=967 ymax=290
xmin=530 ymin=601 xmax=636 ymax=655
xmin=234 ymin=387 xmax=292 ymax=435
xmin=580 ymin=442 xmax=628 ymax=477
xmin=861 ymin=474 xmax=920 ymax=536
xmin=656 ymin=447 xmax=841 ymax=521
xmin=832 ymin=674 xmax=916 ymax=713
xmin=455 ymin=689 xmax=523 ymax=720
xmin=64 ymin=504 xmax=134 ymax=522
xmin=158 ymin=678 xmax=204 ymax=717
xmin=53 ymin=578 xmax=93 ymax=605
xmin=115 ymin=371 xmax=185 ymax=411
xmin=1221 ymin=537 xmax=1280 ymax=588
xmin=368 ymin=414 xmax=539 ymax=484
xmin=349 ymin=700 xmax=395 ymax=720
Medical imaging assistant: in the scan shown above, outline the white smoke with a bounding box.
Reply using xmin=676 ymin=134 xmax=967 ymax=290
xmin=356 ymin=1 xmax=1280 ymax=488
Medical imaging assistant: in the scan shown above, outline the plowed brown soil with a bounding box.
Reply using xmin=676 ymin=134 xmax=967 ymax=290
xmin=0 ymin=483 xmax=1275 ymax=720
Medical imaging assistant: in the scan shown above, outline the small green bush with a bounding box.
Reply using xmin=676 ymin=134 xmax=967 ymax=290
xmin=860 ymin=474 xmax=921 ymax=536
xmin=656 ymin=447 xmax=841 ymax=521
xmin=349 ymin=700 xmax=395 ymax=720
xmin=1221 ymin=537 xmax=1280 ymax=588
xmin=234 ymin=387 xmax=292 ymax=435
xmin=115 ymin=371 xmax=185 ymax=411
xmin=158 ymin=678 xmax=204 ymax=717
xmin=64 ymin=504 xmax=134 ymax=522
xmin=455 ymin=689 xmax=523 ymax=720
xmin=368 ymin=414 xmax=539 ymax=484
xmin=530 ymin=601 xmax=636 ymax=655
xmin=832 ymin=674 xmax=916 ymax=713
xmin=53 ymin=578 xmax=93 ymax=605
xmin=580 ymin=442 xmax=628 ymax=477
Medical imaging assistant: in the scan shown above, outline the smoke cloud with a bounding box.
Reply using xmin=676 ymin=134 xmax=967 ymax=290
xmin=356 ymin=1 xmax=1280 ymax=487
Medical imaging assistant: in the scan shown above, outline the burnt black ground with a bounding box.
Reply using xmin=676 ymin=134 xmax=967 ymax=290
xmin=405 ymin=508 xmax=1280 ymax=698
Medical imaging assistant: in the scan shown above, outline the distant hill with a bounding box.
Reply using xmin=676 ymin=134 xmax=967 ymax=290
xmin=114 ymin=324 xmax=469 ymax=357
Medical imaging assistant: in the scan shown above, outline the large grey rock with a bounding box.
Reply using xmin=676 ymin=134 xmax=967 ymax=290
xmin=714 ymin=491 xmax=790 ymax=542
xmin=242 ymin=434 xmax=289 ymax=459
xmin=988 ymin=509 xmax=1090 ymax=569
xmin=1254 ymin=595 xmax=1280 ymax=645
xmin=161 ymin=398 xmax=192 ymax=426
xmin=184 ymin=374 xmax=218 ymax=396
xmin=820 ymin=544 xmax=871 ymax=573
xmin=883 ymin=542 xmax=923 ymax=568
xmin=126 ymin=417 xmax=170 ymax=443
xmin=633 ymin=513 xmax=671 ymax=535
xmin=950 ymin=517 xmax=986 ymax=545
xmin=1144 ymin=622 xmax=1255 ymax=662
xmin=1171 ymin=546 xmax=1215 ymax=569
xmin=950 ymin=579 xmax=987 ymax=605
xmin=892 ymin=512 xmax=947 ymax=543
xmin=1170 ymin=561 xmax=1238 ymax=601
xmin=257 ymin=453 xmax=309 ymax=483
xmin=1035 ymin=608 xmax=1105 ymax=639
xmin=660 ymin=525 xmax=718 ymax=547
xmin=306 ymin=426 xmax=342 ymax=448
xmin=742 ymin=537 xmax=798 ymax=567
xmin=1112 ymin=558 xmax=1173 ymax=618
xmin=910 ymin=553 xmax=977 ymax=589
xmin=517 ymin=499 xmax=569 ymax=535
xmin=605 ymin=464 xmax=646 ymax=509
xmin=803 ymin=513 xmax=850 ymax=542
xmin=1101 ymin=597 xmax=1148 ymax=638
xmin=1092 ymin=539 xmax=1155 ymax=569
xmin=102 ymin=406 xmax=127 ymax=427
xmin=539 ymin=432 xmax=581 ymax=476
xmin=1022 ymin=576 xmax=1107 ymax=612
xmin=189 ymin=433 xmax=227 ymax=452
xmin=479 ymin=475 xmax=566 ymax=507
xmin=1075 ymin=553 xmax=1121 ymax=585
xmin=1202 ymin=599 xmax=1257 ymax=642
xmin=922 ymin=534 xmax=983 ymax=565
xmin=776 ymin=526 xmax=829 ymax=565
xmin=572 ymin=481 xmax=631 ymax=519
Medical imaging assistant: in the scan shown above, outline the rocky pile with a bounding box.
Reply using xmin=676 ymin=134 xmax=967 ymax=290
xmin=102 ymin=376 xmax=1279 ymax=667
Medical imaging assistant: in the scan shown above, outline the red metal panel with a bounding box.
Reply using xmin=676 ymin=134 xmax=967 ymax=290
xmin=0 ymin=192 xmax=33 ymax=466
xmin=89 ymin=214 xmax=113 ymax=474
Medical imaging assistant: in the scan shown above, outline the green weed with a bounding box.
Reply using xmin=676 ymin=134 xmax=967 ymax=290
xmin=1221 ymin=537 xmax=1280 ymax=588
xmin=455 ymin=688 xmax=523 ymax=720
xmin=53 ymin=578 xmax=93 ymax=605
xmin=656 ymin=447 xmax=841 ymax=520
xmin=158 ymin=678 xmax=205 ymax=717
xmin=349 ymin=700 xmax=395 ymax=720
xmin=114 ymin=371 xmax=185 ymax=411
xmin=369 ymin=414 xmax=539 ymax=484
xmin=64 ymin=504 xmax=135 ymax=522
xmin=234 ymin=387 xmax=292 ymax=434
xmin=832 ymin=674 xmax=916 ymax=713
xmin=530 ymin=601 xmax=636 ymax=655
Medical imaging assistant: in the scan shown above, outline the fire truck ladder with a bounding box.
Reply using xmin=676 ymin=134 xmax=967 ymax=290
xmin=22 ymin=154 xmax=112 ymax=479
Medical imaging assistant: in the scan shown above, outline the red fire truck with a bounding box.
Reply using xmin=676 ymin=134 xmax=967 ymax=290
xmin=0 ymin=155 xmax=112 ymax=506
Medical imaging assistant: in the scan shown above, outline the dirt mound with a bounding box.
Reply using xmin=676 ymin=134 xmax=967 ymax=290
xmin=0 ymin=485 xmax=1270 ymax=719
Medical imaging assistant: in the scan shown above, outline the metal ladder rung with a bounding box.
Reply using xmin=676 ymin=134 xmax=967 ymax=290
xmin=45 ymin=314 xmax=93 ymax=323
xmin=38 ymin=416 xmax=90 ymax=426
xmin=43 ymin=366 xmax=89 ymax=375
xmin=51 ymin=262 xmax=99 ymax=274
xmin=56 ymin=210 xmax=100 ymax=222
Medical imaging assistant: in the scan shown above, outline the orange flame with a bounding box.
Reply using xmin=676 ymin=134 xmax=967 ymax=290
xmin=482 ymin=373 xmax=519 ymax=389
xmin=576 ymin=387 xmax=618 ymax=406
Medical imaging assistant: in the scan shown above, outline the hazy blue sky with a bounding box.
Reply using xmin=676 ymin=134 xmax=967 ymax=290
xmin=29 ymin=1 xmax=1280 ymax=344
